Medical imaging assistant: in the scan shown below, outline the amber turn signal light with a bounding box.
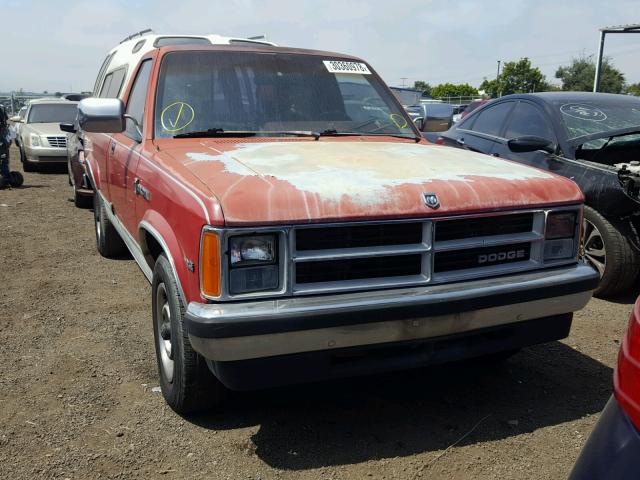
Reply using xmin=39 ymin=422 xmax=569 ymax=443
xmin=201 ymin=231 xmax=221 ymax=297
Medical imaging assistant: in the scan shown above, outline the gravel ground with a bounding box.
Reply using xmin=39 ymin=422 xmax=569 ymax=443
xmin=0 ymin=143 xmax=637 ymax=479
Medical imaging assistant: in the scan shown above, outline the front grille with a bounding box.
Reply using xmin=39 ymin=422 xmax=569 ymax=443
xmin=434 ymin=242 xmax=531 ymax=273
xmin=47 ymin=136 xmax=67 ymax=148
xmin=289 ymin=209 xmax=570 ymax=295
xmin=295 ymin=223 xmax=422 ymax=250
xmin=296 ymin=254 xmax=422 ymax=284
xmin=435 ymin=213 xmax=533 ymax=241
xmin=37 ymin=156 xmax=66 ymax=162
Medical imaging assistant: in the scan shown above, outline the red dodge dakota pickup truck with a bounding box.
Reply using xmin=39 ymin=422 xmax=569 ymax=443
xmin=74 ymin=32 xmax=598 ymax=413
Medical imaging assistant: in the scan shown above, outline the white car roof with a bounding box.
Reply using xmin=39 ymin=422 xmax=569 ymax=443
xmin=101 ymin=32 xmax=276 ymax=99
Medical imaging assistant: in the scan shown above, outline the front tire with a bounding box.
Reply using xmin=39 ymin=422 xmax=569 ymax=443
xmin=93 ymin=193 xmax=127 ymax=258
xmin=583 ymin=205 xmax=639 ymax=298
xmin=152 ymin=254 xmax=226 ymax=414
xmin=21 ymin=148 xmax=36 ymax=172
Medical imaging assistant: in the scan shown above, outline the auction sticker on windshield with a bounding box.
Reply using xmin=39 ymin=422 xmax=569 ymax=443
xmin=323 ymin=60 xmax=371 ymax=74
xmin=560 ymin=104 xmax=607 ymax=122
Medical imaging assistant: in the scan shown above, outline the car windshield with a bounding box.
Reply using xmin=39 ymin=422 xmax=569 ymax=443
xmin=28 ymin=104 xmax=78 ymax=123
xmin=154 ymin=51 xmax=415 ymax=138
xmin=558 ymin=99 xmax=640 ymax=139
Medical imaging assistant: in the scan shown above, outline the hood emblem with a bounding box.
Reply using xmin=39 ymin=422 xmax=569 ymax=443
xmin=423 ymin=192 xmax=440 ymax=209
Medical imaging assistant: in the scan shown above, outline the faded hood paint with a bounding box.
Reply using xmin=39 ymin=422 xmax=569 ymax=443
xmin=161 ymin=140 xmax=583 ymax=225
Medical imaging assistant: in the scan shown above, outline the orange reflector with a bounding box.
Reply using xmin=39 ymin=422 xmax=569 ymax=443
xmin=201 ymin=231 xmax=221 ymax=297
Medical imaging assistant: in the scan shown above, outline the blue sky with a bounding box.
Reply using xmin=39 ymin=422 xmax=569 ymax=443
xmin=2 ymin=0 xmax=639 ymax=92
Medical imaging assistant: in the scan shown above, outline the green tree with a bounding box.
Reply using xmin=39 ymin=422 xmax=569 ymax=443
xmin=431 ymin=83 xmax=478 ymax=99
xmin=479 ymin=58 xmax=549 ymax=97
xmin=413 ymin=80 xmax=432 ymax=96
xmin=478 ymin=78 xmax=499 ymax=97
xmin=555 ymin=56 xmax=625 ymax=93
xmin=501 ymin=58 xmax=549 ymax=95
xmin=627 ymin=82 xmax=640 ymax=96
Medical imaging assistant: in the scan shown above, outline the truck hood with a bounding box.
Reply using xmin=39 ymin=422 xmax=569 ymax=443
xmin=163 ymin=140 xmax=583 ymax=225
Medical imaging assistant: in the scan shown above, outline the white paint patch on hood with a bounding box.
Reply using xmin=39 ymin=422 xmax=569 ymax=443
xmin=186 ymin=142 xmax=553 ymax=204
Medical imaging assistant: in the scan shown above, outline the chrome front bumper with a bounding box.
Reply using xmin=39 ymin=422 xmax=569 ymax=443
xmin=186 ymin=263 xmax=598 ymax=362
xmin=25 ymin=145 xmax=67 ymax=162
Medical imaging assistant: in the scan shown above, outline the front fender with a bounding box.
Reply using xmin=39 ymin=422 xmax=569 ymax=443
xmin=138 ymin=210 xmax=193 ymax=303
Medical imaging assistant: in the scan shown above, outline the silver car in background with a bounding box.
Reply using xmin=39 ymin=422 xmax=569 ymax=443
xmin=16 ymin=98 xmax=78 ymax=172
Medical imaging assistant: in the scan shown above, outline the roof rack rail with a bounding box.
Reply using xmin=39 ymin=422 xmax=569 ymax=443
xmin=119 ymin=28 xmax=153 ymax=44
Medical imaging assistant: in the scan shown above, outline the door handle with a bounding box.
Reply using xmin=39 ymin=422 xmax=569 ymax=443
xmin=456 ymin=138 xmax=465 ymax=146
xmin=110 ymin=141 xmax=116 ymax=154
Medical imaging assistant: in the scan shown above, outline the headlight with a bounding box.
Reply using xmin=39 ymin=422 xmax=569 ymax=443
xmin=229 ymin=235 xmax=276 ymax=267
xmin=228 ymin=235 xmax=278 ymax=294
xmin=30 ymin=133 xmax=40 ymax=147
xmin=544 ymin=211 xmax=578 ymax=261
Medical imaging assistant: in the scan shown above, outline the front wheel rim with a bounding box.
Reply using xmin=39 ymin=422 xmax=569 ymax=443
xmin=583 ymin=218 xmax=606 ymax=278
xmin=155 ymin=282 xmax=175 ymax=383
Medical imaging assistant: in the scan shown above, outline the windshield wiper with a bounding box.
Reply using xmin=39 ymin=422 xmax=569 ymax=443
xmin=174 ymin=128 xmax=321 ymax=139
xmin=319 ymin=129 xmax=420 ymax=142
xmin=174 ymin=128 xmax=257 ymax=138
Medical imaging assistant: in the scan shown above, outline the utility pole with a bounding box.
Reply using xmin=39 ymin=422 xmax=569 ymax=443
xmin=400 ymin=77 xmax=408 ymax=88
xmin=496 ymin=60 xmax=501 ymax=98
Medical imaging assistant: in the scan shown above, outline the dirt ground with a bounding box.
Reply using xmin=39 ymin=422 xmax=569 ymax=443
xmin=0 ymin=143 xmax=637 ymax=480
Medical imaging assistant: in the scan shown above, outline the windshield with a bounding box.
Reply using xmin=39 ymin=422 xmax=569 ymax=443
xmin=154 ymin=51 xmax=414 ymax=138
xmin=558 ymin=100 xmax=640 ymax=139
xmin=28 ymin=104 xmax=78 ymax=123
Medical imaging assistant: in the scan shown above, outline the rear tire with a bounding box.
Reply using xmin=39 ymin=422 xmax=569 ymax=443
xmin=93 ymin=193 xmax=128 ymax=258
xmin=152 ymin=254 xmax=226 ymax=414
xmin=74 ymin=187 xmax=93 ymax=209
xmin=583 ymin=205 xmax=639 ymax=298
xmin=9 ymin=171 xmax=24 ymax=187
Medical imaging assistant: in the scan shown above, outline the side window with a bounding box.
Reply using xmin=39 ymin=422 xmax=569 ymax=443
xmin=470 ymin=102 xmax=514 ymax=137
xmin=124 ymin=60 xmax=153 ymax=140
xmin=99 ymin=73 xmax=113 ymax=98
xmin=107 ymin=68 xmax=126 ymax=98
xmin=100 ymin=68 xmax=127 ymax=98
xmin=93 ymin=52 xmax=115 ymax=96
xmin=505 ymin=101 xmax=555 ymax=140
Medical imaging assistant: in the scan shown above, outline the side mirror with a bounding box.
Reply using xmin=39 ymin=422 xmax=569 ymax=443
xmin=9 ymin=116 xmax=22 ymax=123
xmin=60 ymin=122 xmax=76 ymax=133
xmin=77 ymin=98 xmax=125 ymax=133
xmin=507 ymin=136 xmax=554 ymax=154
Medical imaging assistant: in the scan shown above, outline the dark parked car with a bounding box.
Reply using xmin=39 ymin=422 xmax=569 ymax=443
xmin=569 ymin=295 xmax=640 ymax=479
xmin=437 ymin=92 xmax=640 ymax=297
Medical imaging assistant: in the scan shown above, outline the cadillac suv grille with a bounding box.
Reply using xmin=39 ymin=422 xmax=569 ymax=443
xmin=290 ymin=210 xmax=559 ymax=295
xmin=47 ymin=136 xmax=67 ymax=148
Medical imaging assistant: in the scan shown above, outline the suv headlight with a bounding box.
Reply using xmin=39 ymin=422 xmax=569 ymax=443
xmin=29 ymin=133 xmax=40 ymax=147
xmin=228 ymin=235 xmax=278 ymax=294
xmin=544 ymin=211 xmax=578 ymax=261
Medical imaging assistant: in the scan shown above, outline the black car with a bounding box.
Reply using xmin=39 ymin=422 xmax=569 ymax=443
xmin=437 ymin=92 xmax=640 ymax=297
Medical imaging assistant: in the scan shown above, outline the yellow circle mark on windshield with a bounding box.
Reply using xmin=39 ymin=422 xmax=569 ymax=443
xmin=161 ymin=101 xmax=195 ymax=132
xmin=389 ymin=113 xmax=408 ymax=129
